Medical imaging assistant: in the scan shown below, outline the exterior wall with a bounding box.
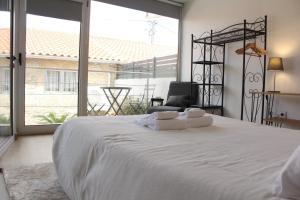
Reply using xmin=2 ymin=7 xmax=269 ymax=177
xmin=25 ymin=58 xmax=116 ymax=93
xmin=181 ymin=0 xmax=300 ymax=126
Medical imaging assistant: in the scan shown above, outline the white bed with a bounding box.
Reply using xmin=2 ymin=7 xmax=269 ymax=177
xmin=53 ymin=115 xmax=300 ymax=200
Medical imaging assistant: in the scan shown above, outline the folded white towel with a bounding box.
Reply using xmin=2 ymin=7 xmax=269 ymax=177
xmin=179 ymin=116 xmax=213 ymax=128
xmin=182 ymin=108 xmax=206 ymax=118
xmin=152 ymin=111 xmax=179 ymax=120
xmin=135 ymin=117 xmax=186 ymax=131
xmin=135 ymin=115 xmax=154 ymax=126
xmin=136 ymin=111 xmax=212 ymax=130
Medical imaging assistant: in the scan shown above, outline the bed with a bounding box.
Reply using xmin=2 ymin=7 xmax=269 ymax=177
xmin=53 ymin=115 xmax=300 ymax=200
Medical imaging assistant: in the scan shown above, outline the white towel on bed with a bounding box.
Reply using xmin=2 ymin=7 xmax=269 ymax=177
xmin=136 ymin=111 xmax=211 ymax=130
xmin=135 ymin=117 xmax=186 ymax=130
xmin=135 ymin=112 xmax=179 ymax=125
xmin=182 ymin=108 xmax=206 ymax=118
xmin=179 ymin=115 xmax=213 ymax=128
xmin=152 ymin=111 xmax=179 ymax=120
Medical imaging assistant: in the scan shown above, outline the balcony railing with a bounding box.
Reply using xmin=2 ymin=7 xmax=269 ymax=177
xmin=117 ymin=54 xmax=177 ymax=79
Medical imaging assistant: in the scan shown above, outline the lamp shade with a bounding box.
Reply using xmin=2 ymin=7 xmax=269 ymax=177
xmin=268 ymin=57 xmax=284 ymax=71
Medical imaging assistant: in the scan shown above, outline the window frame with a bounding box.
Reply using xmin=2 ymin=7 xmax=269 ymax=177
xmin=45 ymin=69 xmax=78 ymax=93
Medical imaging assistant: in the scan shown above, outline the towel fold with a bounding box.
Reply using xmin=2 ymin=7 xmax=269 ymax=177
xmin=152 ymin=111 xmax=179 ymax=120
xmin=179 ymin=116 xmax=213 ymax=128
xmin=182 ymin=108 xmax=206 ymax=118
xmin=135 ymin=117 xmax=186 ymax=131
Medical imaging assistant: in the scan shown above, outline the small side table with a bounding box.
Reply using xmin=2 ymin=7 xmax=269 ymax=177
xmin=151 ymin=98 xmax=164 ymax=107
xmin=101 ymin=87 xmax=131 ymax=115
xmin=250 ymin=91 xmax=300 ymax=126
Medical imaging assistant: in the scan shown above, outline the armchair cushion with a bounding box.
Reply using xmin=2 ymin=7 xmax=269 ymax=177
xmin=147 ymin=81 xmax=199 ymax=114
xmin=147 ymin=106 xmax=184 ymax=114
xmin=165 ymin=95 xmax=191 ymax=107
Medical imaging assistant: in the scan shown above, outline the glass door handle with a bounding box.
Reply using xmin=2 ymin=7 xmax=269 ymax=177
xmin=5 ymin=54 xmax=22 ymax=66
xmin=5 ymin=56 xmax=16 ymax=60
xmin=18 ymin=53 xmax=22 ymax=66
xmin=5 ymin=56 xmax=16 ymax=68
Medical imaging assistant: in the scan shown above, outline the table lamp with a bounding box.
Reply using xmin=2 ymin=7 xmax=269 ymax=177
xmin=268 ymin=57 xmax=284 ymax=93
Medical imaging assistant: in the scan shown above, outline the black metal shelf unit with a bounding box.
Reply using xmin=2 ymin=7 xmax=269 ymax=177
xmin=191 ymin=16 xmax=267 ymax=121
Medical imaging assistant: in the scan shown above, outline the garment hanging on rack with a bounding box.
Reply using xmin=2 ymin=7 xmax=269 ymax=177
xmin=235 ymin=43 xmax=267 ymax=57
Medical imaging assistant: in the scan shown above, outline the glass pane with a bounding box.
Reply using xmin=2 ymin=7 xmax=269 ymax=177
xmin=25 ymin=14 xmax=80 ymax=125
xmin=0 ymin=10 xmax=12 ymax=136
xmin=87 ymin=1 xmax=178 ymax=116
xmin=63 ymin=71 xmax=77 ymax=92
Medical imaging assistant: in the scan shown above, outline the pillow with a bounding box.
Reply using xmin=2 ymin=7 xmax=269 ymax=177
xmin=274 ymin=145 xmax=300 ymax=199
xmin=165 ymin=95 xmax=190 ymax=107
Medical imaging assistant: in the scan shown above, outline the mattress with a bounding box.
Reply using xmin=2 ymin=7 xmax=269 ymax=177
xmin=53 ymin=115 xmax=300 ymax=200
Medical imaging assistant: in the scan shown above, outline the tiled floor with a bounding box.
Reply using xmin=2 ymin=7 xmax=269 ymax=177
xmin=0 ymin=137 xmax=12 ymax=152
xmin=0 ymin=136 xmax=14 ymax=159
xmin=0 ymin=135 xmax=53 ymax=168
xmin=0 ymin=135 xmax=53 ymax=199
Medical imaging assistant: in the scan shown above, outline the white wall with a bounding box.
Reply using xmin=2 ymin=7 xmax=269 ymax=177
xmin=181 ymin=0 xmax=300 ymax=122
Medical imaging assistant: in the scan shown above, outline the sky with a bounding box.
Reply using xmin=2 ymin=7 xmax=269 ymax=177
xmin=0 ymin=1 xmax=178 ymax=47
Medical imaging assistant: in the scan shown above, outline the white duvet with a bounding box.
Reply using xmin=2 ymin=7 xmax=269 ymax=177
xmin=53 ymin=115 xmax=300 ymax=200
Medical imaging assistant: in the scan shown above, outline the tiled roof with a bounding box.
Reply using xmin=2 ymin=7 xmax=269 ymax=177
xmin=0 ymin=29 xmax=177 ymax=63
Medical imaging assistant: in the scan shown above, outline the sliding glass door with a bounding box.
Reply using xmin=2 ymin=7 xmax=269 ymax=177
xmin=24 ymin=15 xmax=80 ymax=126
xmin=14 ymin=0 xmax=180 ymax=134
xmin=0 ymin=0 xmax=13 ymax=136
xmin=17 ymin=0 xmax=84 ymax=134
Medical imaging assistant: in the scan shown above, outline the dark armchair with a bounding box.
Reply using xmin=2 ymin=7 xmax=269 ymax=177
xmin=147 ymin=81 xmax=199 ymax=114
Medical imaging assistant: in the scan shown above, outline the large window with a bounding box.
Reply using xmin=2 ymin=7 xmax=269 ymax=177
xmin=2 ymin=0 xmax=181 ymax=134
xmin=87 ymin=1 xmax=179 ymax=116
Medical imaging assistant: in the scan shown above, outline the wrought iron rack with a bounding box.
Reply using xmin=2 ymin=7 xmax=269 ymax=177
xmin=191 ymin=16 xmax=267 ymax=121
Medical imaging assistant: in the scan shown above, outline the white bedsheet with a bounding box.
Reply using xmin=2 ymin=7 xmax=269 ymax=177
xmin=53 ymin=115 xmax=300 ymax=200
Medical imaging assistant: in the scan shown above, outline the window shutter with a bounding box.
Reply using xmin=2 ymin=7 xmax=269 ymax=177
xmin=0 ymin=0 xmax=9 ymax=11
xmin=27 ymin=0 xmax=82 ymax=22
xmin=94 ymin=0 xmax=181 ymax=19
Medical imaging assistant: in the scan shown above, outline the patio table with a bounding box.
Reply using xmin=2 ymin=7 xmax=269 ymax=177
xmin=87 ymin=100 xmax=105 ymax=116
xmin=101 ymin=87 xmax=131 ymax=115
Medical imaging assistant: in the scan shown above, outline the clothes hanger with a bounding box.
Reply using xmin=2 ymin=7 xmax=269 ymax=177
xmin=235 ymin=41 xmax=267 ymax=57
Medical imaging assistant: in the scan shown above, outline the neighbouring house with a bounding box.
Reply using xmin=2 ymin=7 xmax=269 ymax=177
xmin=0 ymin=28 xmax=177 ymax=124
